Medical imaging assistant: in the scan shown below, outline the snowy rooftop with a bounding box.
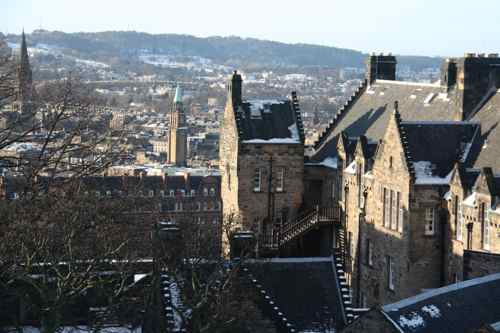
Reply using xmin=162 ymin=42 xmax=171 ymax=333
xmin=382 ymin=273 xmax=500 ymax=333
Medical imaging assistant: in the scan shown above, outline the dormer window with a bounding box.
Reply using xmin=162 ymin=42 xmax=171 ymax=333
xmin=169 ymin=190 xmax=175 ymax=197
xmin=106 ymin=191 xmax=112 ymax=197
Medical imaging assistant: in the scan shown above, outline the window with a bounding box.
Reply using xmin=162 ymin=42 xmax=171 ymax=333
xmin=175 ymin=202 xmax=183 ymax=211
xmin=360 ymin=293 xmax=367 ymax=308
xmin=149 ymin=190 xmax=154 ymax=197
xmin=366 ymin=239 xmax=373 ymax=267
xmin=160 ymin=190 xmax=165 ymax=197
xmin=347 ymin=232 xmax=353 ymax=258
xmin=424 ymin=207 xmax=436 ymax=235
xmin=387 ymin=256 xmax=395 ymax=291
xmin=253 ymin=168 xmax=262 ymax=192
xmin=391 ymin=190 xmax=397 ymax=230
xmin=203 ymin=188 xmax=208 ymax=196
xmin=397 ymin=192 xmax=403 ymax=233
xmin=181 ymin=189 xmax=186 ymax=197
xmin=209 ymin=188 xmax=215 ymax=196
xmin=95 ymin=191 xmax=101 ymax=197
xmin=389 ymin=156 xmax=393 ymax=169
xmin=276 ymin=168 xmax=285 ymax=192
xmin=457 ymin=199 xmax=463 ymax=241
xmin=106 ymin=190 xmax=112 ymax=197
xmin=331 ymin=178 xmax=336 ymax=200
xmin=383 ymin=188 xmax=390 ymax=228
xmin=482 ymin=203 xmax=491 ymax=251
xmin=203 ymin=202 xmax=208 ymax=211
xmin=169 ymin=190 xmax=175 ymax=197
xmin=190 ymin=189 xmax=196 ymax=197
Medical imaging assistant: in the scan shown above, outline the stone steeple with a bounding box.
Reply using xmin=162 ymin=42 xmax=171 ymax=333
xmin=167 ymin=85 xmax=188 ymax=166
xmin=18 ymin=30 xmax=33 ymax=101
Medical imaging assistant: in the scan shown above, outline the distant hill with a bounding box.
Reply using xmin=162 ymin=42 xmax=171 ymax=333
xmin=5 ymin=30 xmax=442 ymax=70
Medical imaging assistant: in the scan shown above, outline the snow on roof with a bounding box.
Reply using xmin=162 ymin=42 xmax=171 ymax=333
xmin=344 ymin=161 xmax=357 ymax=175
xmin=242 ymin=121 xmax=301 ymax=144
xmin=490 ymin=321 xmax=500 ymax=331
xmin=383 ymin=273 xmax=500 ymax=313
xmin=443 ymin=190 xmax=452 ymax=201
xmin=413 ymin=161 xmax=452 ymax=185
xmin=288 ymin=123 xmax=300 ymax=141
xmin=305 ymin=157 xmax=338 ymax=169
xmin=247 ymin=99 xmax=285 ymax=118
xmin=463 ymin=192 xmax=477 ymax=207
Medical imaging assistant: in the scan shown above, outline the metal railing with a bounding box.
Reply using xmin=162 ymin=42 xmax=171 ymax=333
xmin=261 ymin=205 xmax=341 ymax=249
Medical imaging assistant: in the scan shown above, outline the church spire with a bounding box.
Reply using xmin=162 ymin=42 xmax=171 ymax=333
xmin=18 ymin=29 xmax=33 ymax=96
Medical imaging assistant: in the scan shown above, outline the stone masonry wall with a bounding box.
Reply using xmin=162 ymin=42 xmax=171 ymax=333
xmin=464 ymin=250 xmax=500 ymax=280
xmin=237 ymin=143 xmax=304 ymax=232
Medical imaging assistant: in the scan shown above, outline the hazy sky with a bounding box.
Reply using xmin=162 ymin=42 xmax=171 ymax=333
xmin=2 ymin=0 xmax=499 ymax=57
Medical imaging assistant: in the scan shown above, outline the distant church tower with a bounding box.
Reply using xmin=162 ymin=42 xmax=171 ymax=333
xmin=14 ymin=30 xmax=33 ymax=115
xmin=167 ymin=86 xmax=188 ymax=166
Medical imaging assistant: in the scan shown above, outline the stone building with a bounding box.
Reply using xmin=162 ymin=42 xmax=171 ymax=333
xmin=219 ymin=71 xmax=306 ymax=255
xmin=168 ymin=86 xmax=188 ymax=167
xmin=0 ymin=173 xmax=222 ymax=256
xmin=305 ymin=52 xmax=500 ymax=310
xmin=220 ymin=54 xmax=500 ymax=324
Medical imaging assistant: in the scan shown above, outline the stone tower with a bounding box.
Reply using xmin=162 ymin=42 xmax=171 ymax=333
xmin=167 ymin=85 xmax=188 ymax=166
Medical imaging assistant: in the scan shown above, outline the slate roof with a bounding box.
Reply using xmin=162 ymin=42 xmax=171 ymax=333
xmin=470 ymin=89 xmax=500 ymax=172
xmin=314 ymin=80 xmax=459 ymax=161
xmin=245 ymin=257 xmax=343 ymax=332
xmin=381 ymin=273 xmax=500 ymax=333
xmin=402 ymin=121 xmax=480 ymax=179
xmin=235 ymin=98 xmax=304 ymax=143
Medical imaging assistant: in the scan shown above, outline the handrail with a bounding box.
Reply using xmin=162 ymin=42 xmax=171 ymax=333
xmin=260 ymin=205 xmax=341 ymax=249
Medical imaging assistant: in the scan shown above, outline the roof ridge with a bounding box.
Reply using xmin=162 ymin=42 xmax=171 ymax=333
xmin=313 ymin=79 xmax=368 ymax=150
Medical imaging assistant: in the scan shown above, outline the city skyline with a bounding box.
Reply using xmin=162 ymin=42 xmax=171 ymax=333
xmin=2 ymin=0 xmax=500 ymax=57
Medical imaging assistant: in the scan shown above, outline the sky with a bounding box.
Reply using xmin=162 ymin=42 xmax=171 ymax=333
xmin=1 ymin=0 xmax=499 ymax=57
